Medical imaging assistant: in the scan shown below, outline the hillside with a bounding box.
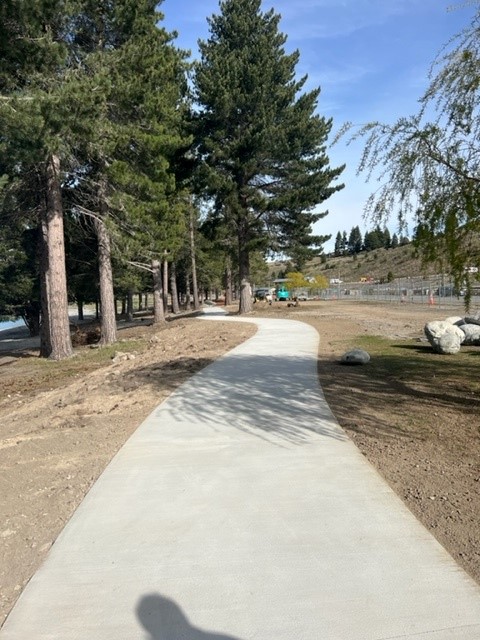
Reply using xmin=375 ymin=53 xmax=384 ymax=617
xmin=268 ymin=244 xmax=441 ymax=284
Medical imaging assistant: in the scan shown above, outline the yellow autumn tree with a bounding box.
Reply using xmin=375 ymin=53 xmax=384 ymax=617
xmin=286 ymin=271 xmax=329 ymax=293
xmin=285 ymin=272 xmax=310 ymax=290
xmin=310 ymin=274 xmax=329 ymax=289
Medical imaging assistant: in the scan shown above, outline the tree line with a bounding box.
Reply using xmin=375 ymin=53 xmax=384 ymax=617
xmin=0 ymin=0 xmax=344 ymax=359
xmin=333 ymin=226 xmax=410 ymax=256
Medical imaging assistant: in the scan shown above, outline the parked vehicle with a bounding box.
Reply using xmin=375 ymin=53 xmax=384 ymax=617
xmin=436 ymin=286 xmax=465 ymax=297
xmin=254 ymin=288 xmax=273 ymax=300
xmin=275 ymin=286 xmax=290 ymax=301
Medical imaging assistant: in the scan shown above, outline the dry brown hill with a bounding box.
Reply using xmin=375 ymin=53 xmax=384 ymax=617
xmin=268 ymin=244 xmax=441 ymax=284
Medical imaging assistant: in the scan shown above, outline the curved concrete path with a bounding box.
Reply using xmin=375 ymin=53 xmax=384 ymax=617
xmin=2 ymin=308 xmax=480 ymax=639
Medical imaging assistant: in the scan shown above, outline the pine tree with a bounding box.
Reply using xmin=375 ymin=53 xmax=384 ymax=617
xmin=194 ymin=0 xmax=344 ymax=313
xmin=0 ymin=0 xmax=78 ymax=359
xmin=363 ymin=225 xmax=385 ymax=251
xmin=383 ymin=227 xmax=391 ymax=249
xmin=0 ymin=214 xmax=40 ymax=335
xmin=348 ymin=226 xmax=363 ymax=254
xmin=1 ymin=1 xmax=190 ymax=352
xmin=363 ymin=230 xmax=372 ymax=252
xmin=70 ymin=0 xmax=190 ymax=330
xmin=334 ymin=231 xmax=343 ymax=256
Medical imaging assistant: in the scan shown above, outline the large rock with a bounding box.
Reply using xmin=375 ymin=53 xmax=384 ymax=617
xmin=437 ymin=332 xmax=462 ymax=354
xmin=460 ymin=323 xmax=480 ymax=345
xmin=445 ymin=316 xmax=465 ymax=326
xmin=424 ymin=321 xmax=464 ymax=354
xmin=465 ymin=314 xmax=480 ymax=326
xmin=341 ymin=348 xmax=370 ymax=365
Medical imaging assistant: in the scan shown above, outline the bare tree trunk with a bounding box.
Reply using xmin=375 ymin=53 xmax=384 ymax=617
xmin=185 ymin=270 xmax=192 ymax=310
xmin=77 ymin=299 xmax=84 ymax=321
xmin=152 ymin=259 xmax=165 ymax=323
xmin=170 ymin=261 xmax=180 ymax=314
xmin=126 ymin=289 xmax=134 ymax=321
xmin=39 ymin=154 xmax=73 ymax=360
xmin=94 ymin=215 xmax=117 ymax=345
xmin=138 ymin=293 xmax=143 ymax=311
xmin=22 ymin=302 xmax=41 ymax=337
xmin=224 ymin=259 xmax=233 ymax=306
xmin=162 ymin=258 xmax=169 ymax=313
xmin=189 ymin=206 xmax=201 ymax=310
xmin=238 ymin=234 xmax=252 ymax=314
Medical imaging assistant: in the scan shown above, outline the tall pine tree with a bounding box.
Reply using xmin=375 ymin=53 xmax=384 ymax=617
xmin=69 ymin=0 xmax=190 ymax=331
xmin=0 ymin=0 xmax=78 ymax=359
xmin=194 ymin=0 xmax=344 ymax=313
xmin=348 ymin=226 xmax=363 ymax=254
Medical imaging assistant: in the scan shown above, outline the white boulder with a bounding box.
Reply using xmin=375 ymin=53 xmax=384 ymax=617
xmin=445 ymin=316 xmax=465 ymax=326
xmin=465 ymin=314 xmax=480 ymax=326
xmin=437 ymin=332 xmax=462 ymax=354
xmin=460 ymin=323 xmax=480 ymax=345
xmin=424 ymin=321 xmax=465 ymax=354
xmin=341 ymin=349 xmax=370 ymax=365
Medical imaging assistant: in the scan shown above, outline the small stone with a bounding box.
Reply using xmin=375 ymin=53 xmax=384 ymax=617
xmin=341 ymin=349 xmax=370 ymax=365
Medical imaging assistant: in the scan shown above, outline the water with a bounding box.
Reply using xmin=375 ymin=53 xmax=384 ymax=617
xmin=0 ymin=318 xmax=25 ymax=333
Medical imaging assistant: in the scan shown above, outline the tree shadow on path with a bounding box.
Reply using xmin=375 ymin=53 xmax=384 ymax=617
xmin=146 ymin=352 xmax=348 ymax=446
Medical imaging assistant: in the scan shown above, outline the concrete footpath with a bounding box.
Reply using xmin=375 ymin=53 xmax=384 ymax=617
xmin=2 ymin=308 xmax=480 ymax=639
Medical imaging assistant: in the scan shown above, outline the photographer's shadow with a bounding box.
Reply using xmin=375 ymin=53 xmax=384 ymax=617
xmin=137 ymin=593 xmax=243 ymax=640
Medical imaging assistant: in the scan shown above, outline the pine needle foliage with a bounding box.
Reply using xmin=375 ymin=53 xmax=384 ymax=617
xmin=194 ymin=0 xmax=344 ymax=312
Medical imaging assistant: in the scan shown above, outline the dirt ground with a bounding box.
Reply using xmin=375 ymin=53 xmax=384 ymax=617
xmin=0 ymin=301 xmax=479 ymax=626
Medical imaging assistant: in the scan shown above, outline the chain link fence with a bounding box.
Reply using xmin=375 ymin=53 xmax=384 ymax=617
xmin=307 ymin=275 xmax=480 ymax=309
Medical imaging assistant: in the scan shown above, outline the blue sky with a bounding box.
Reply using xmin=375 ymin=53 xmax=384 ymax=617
xmin=161 ymin=0 xmax=477 ymax=251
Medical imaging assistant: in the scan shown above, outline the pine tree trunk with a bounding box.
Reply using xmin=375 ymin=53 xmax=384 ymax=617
xmin=152 ymin=259 xmax=165 ymax=323
xmin=94 ymin=215 xmax=117 ymax=345
xmin=39 ymin=154 xmax=73 ymax=360
xmin=127 ymin=289 xmax=134 ymax=321
xmin=185 ymin=270 xmax=191 ymax=310
xmin=22 ymin=301 xmax=41 ymax=337
xmin=189 ymin=207 xmax=201 ymax=310
xmin=77 ymin=300 xmax=84 ymax=321
xmin=138 ymin=293 xmax=143 ymax=311
xmin=238 ymin=234 xmax=252 ymax=314
xmin=170 ymin=261 xmax=180 ymax=314
xmin=224 ymin=260 xmax=233 ymax=306
xmin=162 ymin=258 xmax=169 ymax=313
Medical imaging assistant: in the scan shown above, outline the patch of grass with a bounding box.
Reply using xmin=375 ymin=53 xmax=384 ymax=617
xmin=351 ymin=334 xmax=480 ymax=396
